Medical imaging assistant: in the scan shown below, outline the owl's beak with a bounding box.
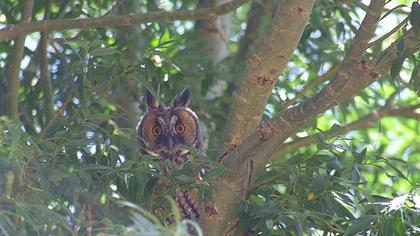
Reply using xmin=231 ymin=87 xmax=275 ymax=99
xmin=167 ymin=137 xmax=175 ymax=149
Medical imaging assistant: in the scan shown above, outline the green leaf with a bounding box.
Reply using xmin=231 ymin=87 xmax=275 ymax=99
xmin=202 ymin=165 xmax=226 ymax=180
xmin=89 ymin=47 xmax=120 ymax=57
xmin=330 ymin=123 xmax=342 ymax=132
xmin=382 ymin=159 xmax=411 ymax=184
xmin=344 ymin=215 xmax=377 ymax=236
xmin=328 ymin=196 xmax=355 ymax=219
xmin=175 ymin=174 xmax=193 ymax=183
xmin=381 ymin=5 xmax=408 ymax=20
xmin=378 ymin=214 xmax=407 ymax=236
xmin=409 ymin=57 xmax=420 ymax=94
xmin=390 ymin=59 xmax=404 ymax=79
xmin=409 ymin=2 xmax=420 ymax=29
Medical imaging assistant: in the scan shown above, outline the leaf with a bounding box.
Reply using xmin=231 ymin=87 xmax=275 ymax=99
xmin=330 ymin=123 xmax=342 ymax=132
xmin=89 ymin=47 xmax=120 ymax=57
xmin=381 ymin=4 xmax=408 ymax=20
xmin=329 ymin=196 xmax=355 ymax=219
xmin=390 ymin=59 xmax=404 ymax=79
xmin=409 ymin=2 xmax=420 ymax=29
xmin=351 ymin=166 xmax=362 ymax=185
xmin=155 ymin=39 xmax=178 ymax=49
xmin=312 ymin=174 xmax=328 ymax=193
xmin=130 ymin=213 xmax=161 ymax=236
xmin=181 ymin=219 xmax=203 ymax=236
xmin=175 ymin=174 xmax=193 ymax=183
xmin=378 ymin=214 xmax=407 ymax=236
xmin=409 ymin=56 xmax=420 ymax=94
xmin=382 ymin=159 xmax=411 ymax=184
xmin=253 ymin=200 xmax=279 ymax=218
xmin=344 ymin=215 xmax=377 ymax=236
xmin=119 ymin=201 xmax=162 ymax=226
xmin=166 ymin=196 xmax=182 ymax=224
xmin=202 ymin=165 xmax=226 ymax=180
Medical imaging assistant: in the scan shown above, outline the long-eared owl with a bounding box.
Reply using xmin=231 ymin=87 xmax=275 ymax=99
xmin=136 ymin=88 xmax=204 ymax=221
xmin=136 ymin=88 xmax=203 ymax=168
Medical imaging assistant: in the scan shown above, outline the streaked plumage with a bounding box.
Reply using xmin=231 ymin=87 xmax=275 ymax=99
xmin=136 ymin=88 xmax=203 ymax=222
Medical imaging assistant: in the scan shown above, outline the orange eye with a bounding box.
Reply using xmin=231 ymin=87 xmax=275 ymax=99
xmin=152 ymin=126 xmax=162 ymax=136
xmin=175 ymin=124 xmax=185 ymax=134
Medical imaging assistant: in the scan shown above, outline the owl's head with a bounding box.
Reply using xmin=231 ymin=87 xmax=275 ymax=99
xmin=136 ymin=89 xmax=202 ymax=162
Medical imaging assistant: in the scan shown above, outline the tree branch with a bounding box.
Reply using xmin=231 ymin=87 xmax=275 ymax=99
xmin=40 ymin=89 xmax=76 ymax=140
xmin=5 ymin=0 xmax=34 ymax=119
xmin=335 ymin=28 xmax=420 ymax=104
xmin=282 ymin=65 xmax=338 ymax=110
xmin=196 ymin=0 xmax=231 ymax=64
xmin=219 ymin=0 xmax=316 ymax=159
xmin=202 ymin=1 xmax=316 ymax=234
xmin=272 ymin=104 xmax=420 ymax=159
xmin=203 ymin=1 xmax=390 ymax=234
xmin=0 ymin=0 xmax=249 ymax=42
xmin=241 ymin=25 xmax=419 ymax=191
xmin=40 ymin=1 xmax=54 ymax=123
xmin=367 ymin=16 xmax=408 ymax=49
xmin=235 ymin=0 xmax=274 ymax=62
xmin=234 ymin=0 xmax=387 ymax=163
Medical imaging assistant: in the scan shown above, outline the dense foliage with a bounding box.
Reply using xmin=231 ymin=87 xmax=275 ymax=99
xmin=0 ymin=0 xmax=419 ymax=235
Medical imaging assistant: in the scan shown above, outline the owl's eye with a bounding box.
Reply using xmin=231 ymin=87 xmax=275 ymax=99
xmin=152 ymin=126 xmax=162 ymax=136
xmin=175 ymin=124 xmax=185 ymax=134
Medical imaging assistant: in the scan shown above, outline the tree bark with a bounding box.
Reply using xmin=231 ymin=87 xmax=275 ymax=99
xmin=40 ymin=0 xmax=54 ymax=123
xmin=219 ymin=0 xmax=316 ymax=159
xmin=6 ymin=0 xmax=34 ymax=119
xmin=202 ymin=1 xmax=316 ymax=235
xmin=196 ymin=0 xmax=231 ymax=64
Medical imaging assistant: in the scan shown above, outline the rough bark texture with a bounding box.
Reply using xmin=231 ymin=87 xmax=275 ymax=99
xmin=220 ymin=0 xmax=316 ymax=157
xmin=201 ymin=1 xmax=316 ymax=235
xmin=240 ymin=26 xmax=419 ymax=175
xmin=200 ymin=1 xmax=416 ymax=235
xmin=196 ymin=0 xmax=231 ymax=64
xmin=235 ymin=0 xmax=274 ymax=62
xmin=217 ymin=26 xmax=418 ymax=191
xmin=219 ymin=0 xmax=390 ymax=180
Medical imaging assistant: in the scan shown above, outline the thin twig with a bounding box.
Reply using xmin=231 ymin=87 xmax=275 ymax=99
xmin=40 ymin=0 xmax=54 ymax=122
xmin=40 ymin=89 xmax=76 ymax=140
xmin=367 ymin=17 xmax=408 ymax=49
xmin=56 ymin=0 xmax=76 ymax=19
xmin=206 ymin=2 xmax=389 ymax=233
xmin=235 ymin=0 xmax=387 ymax=166
xmin=272 ymin=103 xmax=420 ymax=160
xmin=282 ymin=66 xmax=339 ymax=110
xmin=0 ymin=0 xmax=249 ymax=41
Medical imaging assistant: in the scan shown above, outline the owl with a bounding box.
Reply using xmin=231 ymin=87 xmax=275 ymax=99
xmin=136 ymin=88 xmax=204 ymax=221
xmin=136 ymin=88 xmax=203 ymax=168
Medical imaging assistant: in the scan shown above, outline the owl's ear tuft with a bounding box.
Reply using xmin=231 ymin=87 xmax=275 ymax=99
xmin=173 ymin=88 xmax=191 ymax=107
xmin=145 ymin=90 xmax=159 ymax=110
